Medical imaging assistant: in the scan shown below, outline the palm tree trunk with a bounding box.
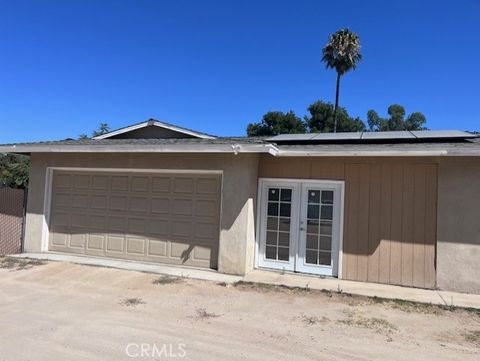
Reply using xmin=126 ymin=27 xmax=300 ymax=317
xmin=333 ymin=72 xmax=341 ymax=132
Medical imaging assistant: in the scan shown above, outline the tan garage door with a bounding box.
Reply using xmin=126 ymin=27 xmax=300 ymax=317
xmin=48 ymin=170 xmax=221 ymax=269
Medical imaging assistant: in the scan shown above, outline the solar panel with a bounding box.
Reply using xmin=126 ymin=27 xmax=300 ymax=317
xmin=410 ymin=130 xmax=476 ymax=139
xmin=265 ymin=134 xmax=317 ymax=141
xmin=310 ymin=132 xmax=362 ymax=140
xmin=266 ymin=130 xmax=477 ymax=143
xmin=362 ymin=131 xmax=415 ymax=139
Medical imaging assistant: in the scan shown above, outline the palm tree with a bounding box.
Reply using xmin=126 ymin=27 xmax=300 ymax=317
xmin=322 ymin=29 xmax=362 ymax=132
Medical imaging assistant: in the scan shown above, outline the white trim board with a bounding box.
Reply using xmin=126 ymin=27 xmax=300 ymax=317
xmin=93 ymin=120 xmax=216 ymax=140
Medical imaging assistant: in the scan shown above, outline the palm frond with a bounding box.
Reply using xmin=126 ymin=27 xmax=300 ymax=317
xmin=322 ymin=28 xmax=362 ymax=75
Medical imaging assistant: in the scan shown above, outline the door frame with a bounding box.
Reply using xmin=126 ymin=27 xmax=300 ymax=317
xmin=255 ymin=178 xmax=345 ymax=279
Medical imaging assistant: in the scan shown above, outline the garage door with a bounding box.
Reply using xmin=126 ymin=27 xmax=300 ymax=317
xmin=48 ymin=170 xmax=221 ymax=269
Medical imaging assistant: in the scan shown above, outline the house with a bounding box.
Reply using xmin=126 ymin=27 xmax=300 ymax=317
xmin=1 ymin=119 xmax=480 ymax=294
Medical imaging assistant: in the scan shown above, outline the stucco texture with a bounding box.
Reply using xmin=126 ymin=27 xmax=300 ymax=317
xmin=24 ymin=153 xmax=259 ymax=276
xmin=437 ymin=158 xmax=480 ymax=293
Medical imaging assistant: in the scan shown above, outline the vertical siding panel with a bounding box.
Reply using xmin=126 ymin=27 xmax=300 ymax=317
xmin=367 ymin=164 xmax=382 ymax=283
xmin=257 ymin=156 xmax=438 ymax=289
xmin=356 ymin=164 xmax=370 ymax=282
xmin=401 ymin=164 xmax=415 ymax=286
xmin=412 ymin=165 xmax=427 ymax=288
xmin=344 ymin=164 xmax=360 ymax=280
xmin=378 ymin=163 xmax=393 ymax=284
xmin=310 ymin=161 xmax=345 ymax=180
xmin=389 ymin=164 xmax=404 ymax=285
xmin=424 ymin=164 xmax=437 ymax=288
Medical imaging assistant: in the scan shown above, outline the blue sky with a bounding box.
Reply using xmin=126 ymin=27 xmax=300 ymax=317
xmin=0 ymin=0 xmax=479 ymax=143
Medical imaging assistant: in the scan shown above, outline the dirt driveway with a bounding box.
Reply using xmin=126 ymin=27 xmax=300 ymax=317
xmin=0 ymin=258 xmax=479 ymax=361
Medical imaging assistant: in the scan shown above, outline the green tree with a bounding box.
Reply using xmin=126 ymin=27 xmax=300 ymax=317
xmin=367 ymin=104 xmax=427 ymax=131
xmin=0 ymin=154 xmax=29 ymax=188
xmin=322 ymin=29 xmax=362 ymax=132
xmin=79 ymin=123 xmax=110 ymax=139
xmin=247 ymin=111 xmax=306 ymax=136
xmin=305 ymin=101 xmax=365 ymax=133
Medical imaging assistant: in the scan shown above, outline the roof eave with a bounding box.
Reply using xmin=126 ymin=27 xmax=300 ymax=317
xmin=0 ymin=143 xmax=276 ymax=154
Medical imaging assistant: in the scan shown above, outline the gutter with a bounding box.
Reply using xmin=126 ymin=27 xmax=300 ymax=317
xmin=272 ymin=150 xmax=451 ymax=157
xmin=0 ymin=143 xmax=279 ymax=154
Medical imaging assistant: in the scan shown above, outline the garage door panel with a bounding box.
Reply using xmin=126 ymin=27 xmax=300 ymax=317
xmin=126 ymin=236 xmax=146 ymax=255
xmin=149 ymin=219 xmax=170 ymax=236
xmin=151 ymin=198 xmax=170 ymax=214
xmin=111 ymin=176 xmax=129 ymax=191
xmin=152 ymin=177 xmax=171 ymax=193
xmin=92 ymin=175 xmax=109 ymax=190
xmin=72 ymin=193 xmax=89 ymax=209
xmin=195 ymin=200 xmax=218 ymax=217
xmin=128 ymin=218 xmax=147 ymax=234
xmin=196 ymin=178 xmax=220 ymax=194
xmin=73 ymin=174 xmax=90 ymax=190
xmin=52 ymin=212 xmax=69 ymax=227
xmin=55 ymin=174 xmax=71 ymax=189
xmin=49 ymin=170 xmax=221 ymax=269
xmin=86 ymin=234 xmax=106 ymax=252
xmin=107 ymin=216 xmax=126 ymax=232
xmin=195 ymin=222 xmax=218 ymax=240
xmin=70 ymin=233 xmax=86 ymax=248
xmin=173 ymin=177 xmax=194 ymax=193
xmin=106 ymin=235 xmax=124 ymax=253
xmin=131 ymin=176 xmax=149 ymax=192
xmin=91 ymin=194 xmax=108 ymax=209
xmin=88 ymin=215 xmax=106 ymax=231
xmin=54 ymin=193 xmax=71 ymax=208
xmin=129 ymin=196 xmax=149 ymax=212
xmin=172 ymin=220 xmax=193 ymax=238
xmin=148 ymin=239 xmax=168 ymax=257
xmin=71 ymin=213 xmax=89 ymax=228
xmin=172 ymin=199 xmax=193 ymax=215
xmin=51 ymin=232 xmax=69 ymax=247
xmin=109 ymin=196 xmax=127 ymax=211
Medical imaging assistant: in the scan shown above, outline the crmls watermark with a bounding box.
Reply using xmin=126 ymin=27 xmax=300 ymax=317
xmin=125 ymin=343 xmax=187 ymax=359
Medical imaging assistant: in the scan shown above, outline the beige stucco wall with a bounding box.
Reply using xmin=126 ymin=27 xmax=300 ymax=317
xmin=437 ymin=157 xmax=480 ymax=293
xmin=24 ymin=152 xmax=259 ymax=276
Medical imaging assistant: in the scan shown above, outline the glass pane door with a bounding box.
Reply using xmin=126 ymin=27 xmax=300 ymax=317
xmin=296 ymin=183 xmax=341 ymax=276
xmin=257 ymin=179 xmax=343 ymax=276
xmin=258 ymin=181 xmax=299 ymax=272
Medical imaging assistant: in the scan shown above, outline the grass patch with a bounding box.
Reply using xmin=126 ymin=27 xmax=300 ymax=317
xmin=0 ymin=257 xmax=46 ymax=271
xmin=152 ymin=275 xmax=183 ymax=285
xmin=463 ymin=330 xmax=480 ymax=347
xmin=120 ymin=297 xmax=146 ymax=307
xmin=301 ymin=314 xmax=330 ymax=326
xmin=233 ymin=281 xmax=311 ymax=295
xmin=194 ymin=308 xmax=220 ymax=320
xmin=233 ymin=280 xmax=480 ymax=315
xmin=338 ymin=309 xmax=397 ymax=335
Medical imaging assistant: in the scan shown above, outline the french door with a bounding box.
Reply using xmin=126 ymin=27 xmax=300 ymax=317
xmin=257 ymin=179 xmax=344 ymax=277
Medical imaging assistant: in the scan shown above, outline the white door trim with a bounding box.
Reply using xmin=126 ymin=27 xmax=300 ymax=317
xmin=256 ymin=180 xmax=300 ymax=272
xmin=255 ymin=178 xmax=345 ymax=279
xmin=40 ymin=167 xmax=224 ymax=253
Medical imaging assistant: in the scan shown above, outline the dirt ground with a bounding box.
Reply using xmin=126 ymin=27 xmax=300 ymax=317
xmin=0 ymin=258 xmax=479 ymax=361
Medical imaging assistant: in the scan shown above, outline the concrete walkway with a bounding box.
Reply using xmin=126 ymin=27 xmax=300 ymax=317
xmin=13 ymin=252 xmax=480 ymax=310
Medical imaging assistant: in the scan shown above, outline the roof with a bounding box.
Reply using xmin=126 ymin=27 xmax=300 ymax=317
xmin=1 ymin=123 xmax=479 ymax=157
xmin=93 ymin=119 xmax=216 ymax=140
xmin=2 ymin=135 xmax=480 ymax=157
